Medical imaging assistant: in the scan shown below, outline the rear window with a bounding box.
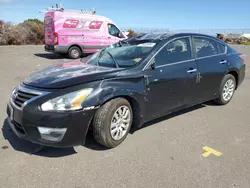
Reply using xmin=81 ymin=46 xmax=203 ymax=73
xmin=218 ymin=43 xmax=226 ymax=53
xmin=44 ymin=18 xmax=53 ymax=32
xmin=193 ymin=37 xmax=220 ymax=58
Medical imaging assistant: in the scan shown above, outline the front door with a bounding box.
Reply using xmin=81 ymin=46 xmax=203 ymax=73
xmin=144 ymin=37 xmax=199 ymax=121
xmin=107 ymin=23 xmax=124 ymax=45
xmin=192 ymin=36 xmax=228 ymax=102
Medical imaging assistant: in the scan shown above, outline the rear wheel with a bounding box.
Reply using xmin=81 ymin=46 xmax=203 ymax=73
xmin=92 ymin=98 xmax=133 ymax=148
xmin=214 ymin=74 xmax=236 ymax=105
xmin=68 ymin=46 xmax=82 ymax=59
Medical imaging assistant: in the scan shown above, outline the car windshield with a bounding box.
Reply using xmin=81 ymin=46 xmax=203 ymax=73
xmin=81 ymin=42 xmax=156 ymax=68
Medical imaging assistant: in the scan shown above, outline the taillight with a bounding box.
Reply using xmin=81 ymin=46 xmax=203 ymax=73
xmin=239 ymin=54 xmax=246 ymax=64
xmin=54 ymin=32 xmax=58 ymax=45
xmin=89 ymin=21 xmax=103 ymax=29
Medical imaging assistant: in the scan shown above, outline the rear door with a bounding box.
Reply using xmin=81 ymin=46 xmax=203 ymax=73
xmin=44 ymin=12 xmax=55 ymax=46
xmin=192 ymin=36 xmax=228 ymax=101
xmin=144 ymin=37 xmax=199 ymax=120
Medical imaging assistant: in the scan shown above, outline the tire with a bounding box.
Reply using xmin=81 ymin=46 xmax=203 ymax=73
xmin=68 ymin=46 xmax=81 ymax=59
xmin=93 ymin=98 xmax=133 ymax=148
xmin=214 ymin=74 xmax=236 ymax=105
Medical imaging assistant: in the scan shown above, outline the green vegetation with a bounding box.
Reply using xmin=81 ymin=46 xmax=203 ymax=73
xmin=216 ymin=33 xmax=250 ymax=45
xmin=0 ymin=19 xmax=44 ymax=45
xmin=240 ymin=37 xmax=250 ymax=45
xmin=127 ymin=29 xmax=137 ymax=38
xmin=26 ymin=19 xmax=44 ymax=25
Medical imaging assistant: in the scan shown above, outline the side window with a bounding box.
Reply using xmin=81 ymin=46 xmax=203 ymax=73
xmin=108 ymin=24 xmax=121 ymax=37
xmin=98 ymin=53 xmax=116 ymax=68
xmin=218 ymin=43 xmax=226 ymax=54
xmin=155 ymin=38 xmax=192 ymax=66
xmin=194 ymin=37 xmax=220 ymax=58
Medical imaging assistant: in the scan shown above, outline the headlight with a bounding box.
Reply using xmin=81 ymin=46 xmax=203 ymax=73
xmin=41 ymin=88 xmax=93 ymax=111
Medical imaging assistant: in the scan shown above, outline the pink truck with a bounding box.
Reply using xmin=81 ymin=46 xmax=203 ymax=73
xmin=43 ymin=7 xmax=128 ymax=59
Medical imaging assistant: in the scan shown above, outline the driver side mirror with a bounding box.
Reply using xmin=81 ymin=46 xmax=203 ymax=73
xmin=150 ymin=57 xmax=156 ymax=69
xmin=118 ymin=31 xmax=125 ymax=38
xmin=150 ymin=62 xmax=156 ymax=69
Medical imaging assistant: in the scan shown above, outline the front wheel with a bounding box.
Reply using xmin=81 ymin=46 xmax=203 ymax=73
xmin=214 ymin=74 xmax=236 ymax=105
xmin=92 ymin=98 xmax=133 ymax=148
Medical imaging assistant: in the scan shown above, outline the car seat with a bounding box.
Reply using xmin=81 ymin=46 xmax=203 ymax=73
xmin=175 ymin=45 xmax=183 ymax=53
xmin=197 ymin=46 xmax=214 ymax=57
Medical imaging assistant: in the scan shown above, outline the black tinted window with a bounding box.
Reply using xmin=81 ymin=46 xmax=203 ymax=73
xmin=156 ymin=38 xmax=192 ymax=66
xmin=98 ymin=53 xmax=116 ymax=68
xmin=218 ymin=43 xmax=226 ymax=53
xmin=194 ymin=37 xmax=220 ymax=58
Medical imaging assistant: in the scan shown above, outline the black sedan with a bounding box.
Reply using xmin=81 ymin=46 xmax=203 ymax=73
xmin=7 ymin=33 xmax=245 ymax=148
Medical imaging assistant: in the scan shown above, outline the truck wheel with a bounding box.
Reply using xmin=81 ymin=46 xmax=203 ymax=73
xmin=68 ymin=46 xmax=81 ymax=59
xmin=93 ymin=98 xmax=133 ymax=148
xmin=214 ymin=74 xmax=236 ymax=105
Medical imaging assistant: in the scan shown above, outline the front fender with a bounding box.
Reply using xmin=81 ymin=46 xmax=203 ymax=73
xmin=99 ymin=87 xmax=144 ymax=105
xmin=97 ymin=87 xmax=146 ymax=128
xmin=82 ymin=82 xmax=147 ymax=127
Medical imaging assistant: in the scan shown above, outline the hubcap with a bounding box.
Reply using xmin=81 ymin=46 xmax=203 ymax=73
xmin=110 ymin=105 xmax=131 ymax=141
xmin=71 ymin=49 xmax=79 ymax=58
xmin=222 ymin=79 xmax=235 ymax=101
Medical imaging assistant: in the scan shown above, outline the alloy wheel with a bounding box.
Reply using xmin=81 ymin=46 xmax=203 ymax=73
xmin=110 ymin=105 xmax=131 ymax=141
xmin=222 ymin=79 xmax=235 ymax=101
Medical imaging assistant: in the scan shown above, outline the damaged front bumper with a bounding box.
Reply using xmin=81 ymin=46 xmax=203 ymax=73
xmin=6 ymin=100 xmax=96 ymax=148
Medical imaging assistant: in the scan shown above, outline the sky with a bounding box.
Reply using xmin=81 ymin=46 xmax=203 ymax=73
xmin=0 ymin=0 xmax=249 ymax=30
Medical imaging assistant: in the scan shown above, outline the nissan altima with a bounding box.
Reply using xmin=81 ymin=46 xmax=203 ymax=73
xmin=6 ymin=33 xmax=245 ymax=148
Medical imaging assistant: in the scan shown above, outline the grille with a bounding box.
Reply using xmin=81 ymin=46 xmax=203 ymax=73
xmin=13 ymin=120 xmax=25 ymax=135
xmin=12 ymin=89 xmax=39 ymax=108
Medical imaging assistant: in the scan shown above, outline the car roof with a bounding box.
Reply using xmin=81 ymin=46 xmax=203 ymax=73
xmin=136 ymin=32 xmax=220 ymax=42
xmin=53 ymin=11 xmax=114 ymax=23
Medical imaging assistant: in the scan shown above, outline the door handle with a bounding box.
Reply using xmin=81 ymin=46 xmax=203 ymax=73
xmin=187 ymin=68 xmax=197 ymax=73
xmin=220 ymin=60 xmax=227 ymax=64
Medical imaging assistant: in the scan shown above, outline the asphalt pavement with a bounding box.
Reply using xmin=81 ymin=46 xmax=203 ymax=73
xmin=0 ymin=45 xmax=250 ymax=188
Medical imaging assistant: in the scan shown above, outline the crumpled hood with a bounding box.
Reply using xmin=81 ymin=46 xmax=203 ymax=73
xmin=23 ymin=60 xmax=121 ymax=89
